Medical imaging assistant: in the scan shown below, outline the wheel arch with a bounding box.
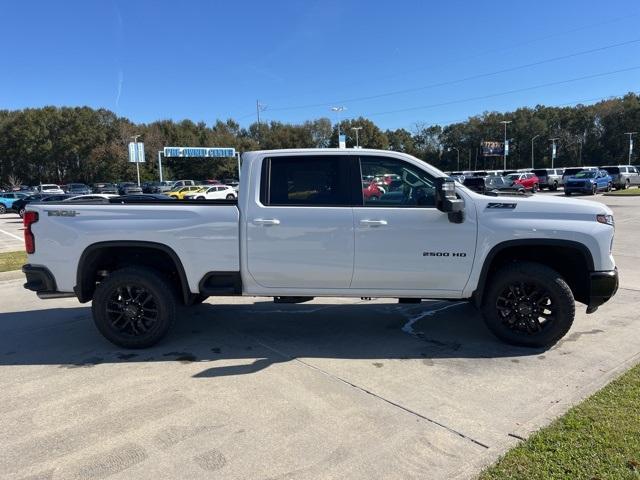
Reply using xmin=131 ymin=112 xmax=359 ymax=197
xmin=473 ymin=239 xmax=594 ymax=308
xmin=75 ymin=241 xmax=191 ymax=304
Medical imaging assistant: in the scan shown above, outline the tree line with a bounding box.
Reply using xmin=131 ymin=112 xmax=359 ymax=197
xmin=1 ymin=92 xmax=638 ymax=185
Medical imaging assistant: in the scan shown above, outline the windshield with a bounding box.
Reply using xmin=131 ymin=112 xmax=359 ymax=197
xmin=574 ymin=171 xmax=596 ymax=178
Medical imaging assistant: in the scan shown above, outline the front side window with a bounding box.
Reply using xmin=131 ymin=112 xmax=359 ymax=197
xmin=263 ymin=156 xmax=350 ymax=206
xmin=359 ymin=156 xmax=436 ymax=207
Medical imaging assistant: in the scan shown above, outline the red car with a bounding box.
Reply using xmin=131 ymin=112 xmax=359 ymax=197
xmin=362 ymin=180 xmax=382 ymax=201
xmin=505 ymin=172 xmax=539 ymax=192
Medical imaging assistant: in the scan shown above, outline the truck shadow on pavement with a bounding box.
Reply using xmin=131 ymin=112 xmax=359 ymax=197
xmin=0 ymin=300 xmax=546 ymax=375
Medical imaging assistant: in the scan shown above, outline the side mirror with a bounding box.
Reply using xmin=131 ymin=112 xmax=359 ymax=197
xmin=435 ymin=177 xmax=465 ymax=223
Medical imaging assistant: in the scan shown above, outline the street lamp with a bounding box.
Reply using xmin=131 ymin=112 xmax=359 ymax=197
xmin=130 ymin=134 xmax=142 ymax=186
xmin=330 ymin=106 xmax=347 ymax=148
xmin=549 ymin=138 xmax=559 ymax=169
xmin=500 ymin=121 xmax=512 ymax=170
xmin=448 ymin=147 xmax=460 ymax=171
xmin=625 ymin=132 xmax=637 ymax=165
xmin=351 ymin=126 xmax=363 ymax=148
xmin=530 ymin=134 xmax=540 ymax=169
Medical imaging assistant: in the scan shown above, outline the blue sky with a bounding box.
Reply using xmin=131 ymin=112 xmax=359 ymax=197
xmin=1 ymin=0 xmax=639 ymax=130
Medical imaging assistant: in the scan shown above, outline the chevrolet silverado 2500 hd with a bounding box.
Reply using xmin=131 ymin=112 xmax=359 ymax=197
xmin=21 ymin=149 xmax=618 ymax=349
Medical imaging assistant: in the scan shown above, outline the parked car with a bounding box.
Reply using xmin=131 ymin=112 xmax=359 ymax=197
xmin=0 ymin=192 xmax=30 ymax=214
xmin=184 ymin=185 xmax=237 ymax=200
xmin=36 ymin=184 xmax=65 ymax=194
xmin=505 ymin=172 xmax=539 ymax=192
xmin=462 ymin=176 xmax=487 ymax=194
xmin=92 ymin=183 xmax=119 ymax=194
xmin=171 ymin=180 xmax=196 ymax=188
xmin=599 ymin=165 xmax=640 ymax=190
xmin=64 ymin=183 xmax=92 ymax=195
xmin=142 ymin=181 xmax=173 ymax=193
xmin=64 ymin=194 xmax=118 ymax=203
xmin=484 ymin=176 xmax=526 ymax=194
xmin=110 ymin=194 xmax=177 ymax=202
xmin=22 ymin=148 xmax=619 ymax=350
xmin=166 ymin=185 xmax=203 ymax=199
xmin=562 ymin=167 xmax=598 ymax=185
xmin=531 ymin=169 xmax=563 ymax=191
xmin=564 ymin=169 xmax=612 ymax=195
xmin=362 ymin=180 xmax=383 ymax=201
xmin=13 ymin=194 xmax=72 ymax=216
xmin=117 ymin=183 xmax=143 ymax=195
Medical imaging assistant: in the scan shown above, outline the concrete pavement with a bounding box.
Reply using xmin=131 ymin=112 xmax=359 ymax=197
xmin=0 ymin=193 xmax=638 ymax=479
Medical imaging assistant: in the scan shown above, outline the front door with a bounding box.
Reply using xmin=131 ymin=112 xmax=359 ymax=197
xmin=246 ymin=155 xmax=355 ymax=289
xmin=351 ymin=155 xmax=477 ymax=293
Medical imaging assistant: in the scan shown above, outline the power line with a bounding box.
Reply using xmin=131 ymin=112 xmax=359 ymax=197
xmin=259 ymin=12 xmax=640 ymax=105
xmin=356 ymin=65 xmax=640 ymax=118
xmin=260 ymin=38 xmax=640 ymax=113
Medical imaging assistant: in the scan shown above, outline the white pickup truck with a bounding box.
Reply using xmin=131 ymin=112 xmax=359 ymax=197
xmin=22 ymin=149 xmax=618 ymax=349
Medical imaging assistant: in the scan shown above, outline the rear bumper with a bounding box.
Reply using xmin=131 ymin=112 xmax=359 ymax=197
xmin=22 ymin=264 xmax=75 ymax=299
xmin=587 ymin=268 xmax=618 ymax=313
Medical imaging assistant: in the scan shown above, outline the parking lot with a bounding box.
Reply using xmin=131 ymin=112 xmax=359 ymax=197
xmin=0 ymin=191 xmax=639 ymax=479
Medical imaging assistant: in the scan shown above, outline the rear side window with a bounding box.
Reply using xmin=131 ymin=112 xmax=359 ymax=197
xmin=262 ymin=156 xmax=351 ymax=206
xmin=605 ymin=167 xmax=620 ymax=174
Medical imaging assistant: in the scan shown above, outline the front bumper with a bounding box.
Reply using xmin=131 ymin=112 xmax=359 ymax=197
xmin=22 ymin=264 xmax=75 ymax=299
xmin=565 ymin=183 xmax=593 ymax=193
xmin=586 ymin=268 xmax=619 ymax=313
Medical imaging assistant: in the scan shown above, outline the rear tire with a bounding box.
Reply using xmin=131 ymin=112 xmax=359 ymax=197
xmin=0 ymin=205 xmax=6 ymax=214
xmin=550 ymin=181 xmax=558 ymax=191
xmin=481 ymin=262 xmax=575 ymax=348
xmin=624 ymin=179 xmax=630 ymax=190
xmin=591 ymin=184 xmax=597 ymax=195
xmin=92 ymin=267 xmax=177 ymax=348
xmin=564 ymin=191 xmax=571 ymax=196
xmin=19 ymin=208 xmax=25 ymax=218
xmin=226 ymin=194 xmax=235 ymax=199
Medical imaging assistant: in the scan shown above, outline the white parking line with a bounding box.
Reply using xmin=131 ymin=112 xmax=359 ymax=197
xmin=0 ymin=228 xmax=23 ymax=241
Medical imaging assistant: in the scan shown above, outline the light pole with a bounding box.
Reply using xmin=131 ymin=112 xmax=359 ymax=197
xmin=131 ymin=134 xmax=142 ymax=186
xmin=351 ymin=126 xmax=363 ymax=148
xmin=625 ymin=132 xmax=637 ymax=165
xmin=549 ymin=138 xmax=559 ymax=168
xmin=530 ymin=134 xmax=540 ymax=169
xmin=331 ymin=106 xmax=346 ymax=148
xmin=448 ymin=147 xmax=460 ymax=171
xmin=500 ymin=121 xmax=511 ymax=170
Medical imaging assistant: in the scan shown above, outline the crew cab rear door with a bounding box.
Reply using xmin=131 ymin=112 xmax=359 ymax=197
xmin=351 ymin=155 xmax=476 ymax=293
xmin=245 ymin=155 xmax=355 ymax=289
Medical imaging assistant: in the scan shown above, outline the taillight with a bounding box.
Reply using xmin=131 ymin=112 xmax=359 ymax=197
xmin=23 ymin=211 xmax=38 ymax=254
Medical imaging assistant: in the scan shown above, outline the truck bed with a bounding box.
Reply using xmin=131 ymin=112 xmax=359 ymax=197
xmin=26 ymin=200 xmax=240 ymax=294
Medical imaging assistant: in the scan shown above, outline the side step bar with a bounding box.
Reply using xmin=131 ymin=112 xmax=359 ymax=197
xmin=274 ymin=296 xmax=314 ymax=304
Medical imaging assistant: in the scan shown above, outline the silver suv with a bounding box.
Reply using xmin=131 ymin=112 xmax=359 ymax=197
xmin=600 ymin=166 xmax=640 ymax=190
xmin=531 ymin=168 xmax=564 ymax=190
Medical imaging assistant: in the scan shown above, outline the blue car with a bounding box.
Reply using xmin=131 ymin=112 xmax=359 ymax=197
xmin=564 ymin=169 xmax=612 ymax=196
xmin=0 ymin=192 xmax=30 ymax=214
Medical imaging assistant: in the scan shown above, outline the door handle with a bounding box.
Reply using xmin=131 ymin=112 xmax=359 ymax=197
xmin=253 ymin=218 xmax=281 ymax=226
xmin=359 ymin=219 xmax=388 ymax=226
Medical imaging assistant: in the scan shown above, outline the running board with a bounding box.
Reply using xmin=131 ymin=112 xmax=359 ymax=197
xmin=273 ymin=296 xmax=314 ymax=304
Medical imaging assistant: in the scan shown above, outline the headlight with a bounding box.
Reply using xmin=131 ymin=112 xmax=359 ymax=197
xmin=596 ymin=214 xmax=614 ymax=226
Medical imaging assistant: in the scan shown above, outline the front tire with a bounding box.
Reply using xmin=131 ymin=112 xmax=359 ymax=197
xmin=564 ymin=191 xmax=571 ymax=196
xmin=550 ymin=181 xmax=558 ymax=191
xmin=591 ymin=184 xmax=597 ymax=195
xmin=624 ymin=179 xmax=630 ymax=190
xmin=481 ymin=262 xmax=575 ymax=348
xmin=92 ymin=267 xmax=177 ymax=348
xmin=0 ymin=205 xmax=6 ymax=214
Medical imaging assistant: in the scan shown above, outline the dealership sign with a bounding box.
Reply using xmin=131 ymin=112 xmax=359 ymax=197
xmin=163 ymin=147 xmax=236 ymax=158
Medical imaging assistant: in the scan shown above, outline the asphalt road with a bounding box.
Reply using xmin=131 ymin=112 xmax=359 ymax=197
xmin=0 ymin=192 xmax=638 ymax=479
xmin=0 ymin=213 xmax=24 ymax=253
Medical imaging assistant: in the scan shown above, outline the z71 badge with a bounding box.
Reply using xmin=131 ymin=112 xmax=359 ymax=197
xmin=46 ymin=210 xmax=79 ymax=217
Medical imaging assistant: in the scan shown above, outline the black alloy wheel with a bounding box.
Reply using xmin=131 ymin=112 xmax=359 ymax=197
xmin=495 ymin=282 xmax=554 ymax=335
xmin=481 ymin=261 xmax=575 ymax=347
xmin=106 ymin=285 xmax=159 ymax=338
xmin=92 ymin=267 xmax=177 ymax=348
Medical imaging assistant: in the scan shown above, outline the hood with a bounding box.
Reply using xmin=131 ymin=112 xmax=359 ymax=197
xmin=471 ymin=192 xmax=613 ymax=217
